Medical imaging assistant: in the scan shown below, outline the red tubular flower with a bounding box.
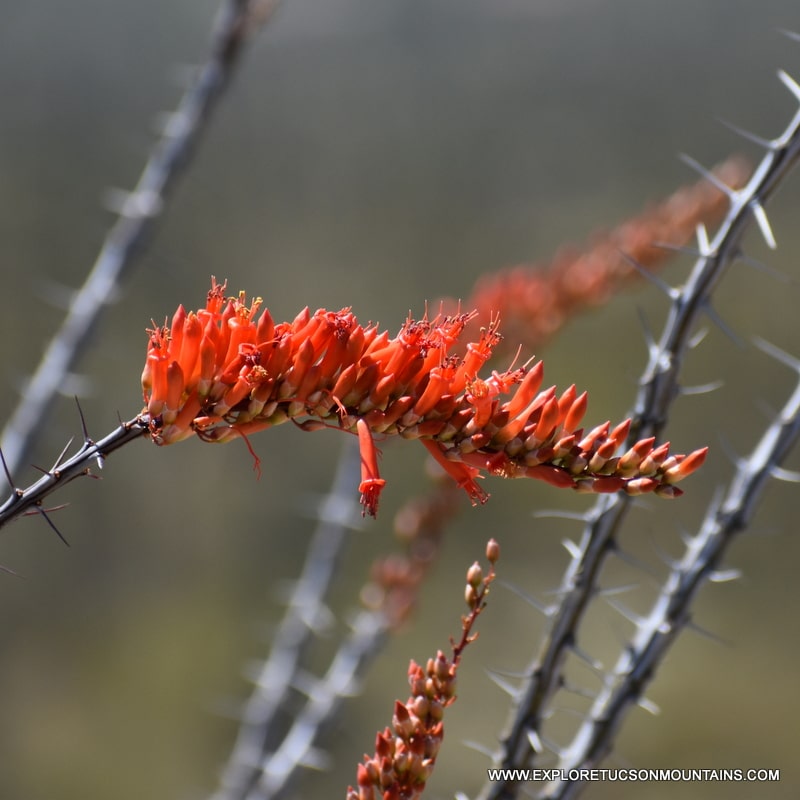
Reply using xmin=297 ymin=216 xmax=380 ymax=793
xmin=141 ymin=278 xmax=707 ymax=516
xmin=357 ymin=419 xmax=387 ymax=517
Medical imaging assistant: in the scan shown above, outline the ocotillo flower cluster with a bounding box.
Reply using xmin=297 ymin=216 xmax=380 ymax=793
xmin=141 ymin=279 xmax=706 ymax=516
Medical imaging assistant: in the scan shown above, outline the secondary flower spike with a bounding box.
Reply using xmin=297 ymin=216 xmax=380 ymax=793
xmin=141 ymin=279 xmax=707 ymax=516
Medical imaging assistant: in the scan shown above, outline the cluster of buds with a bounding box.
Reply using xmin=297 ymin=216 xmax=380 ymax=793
xmin=347 ymin=540 xmax=499 ymax=800
xmin=462 ymin=156 xmax=751 ymax=350
xmin=142 ymin=279 xmax=707 ymax=517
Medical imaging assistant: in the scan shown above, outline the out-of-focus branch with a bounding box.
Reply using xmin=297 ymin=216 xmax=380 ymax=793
xmin=213 ymin=469 xmax=462 ymax=800
xmin=0 ymin=0 xmax=282 ymax=477
xmin=244 ymin=606 xmax=390 ymax=800
xmin=211 ymin=439 xmax=362 ymax=800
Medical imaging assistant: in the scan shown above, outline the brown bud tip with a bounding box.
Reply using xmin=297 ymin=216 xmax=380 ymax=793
xmin=466 ymin=561 xmax=483 ymax=588
xmin=433 ymin=651 xmax=451 ymax=680
xmin=486 ymin=538 xmax=500 ymax=564
xmin=411 ymin=695 xmax=430 ymax=719
xmin=465 ymin=583 xmax=479 ymax=608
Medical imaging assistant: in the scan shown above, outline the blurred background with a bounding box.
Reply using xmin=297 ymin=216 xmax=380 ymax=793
xmin=1 ymin=1 xmax=799 ymax=798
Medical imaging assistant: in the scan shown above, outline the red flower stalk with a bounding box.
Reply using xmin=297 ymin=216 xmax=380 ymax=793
xmin=347 ymin=540 xmax=499 ymax=800
xmin=459 ymin=156 xmax=751 ymax=350
xmin=142 ymin=278 xmax=707 ymax=517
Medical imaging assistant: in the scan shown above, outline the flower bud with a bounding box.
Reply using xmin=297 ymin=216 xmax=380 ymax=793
xmin=466 ymin=561 xmax=483 ymax=588
xmin=465 ymin=583 xmax=479 ymax=608
xmin=486 ymin=538 xmax=500 ymax=564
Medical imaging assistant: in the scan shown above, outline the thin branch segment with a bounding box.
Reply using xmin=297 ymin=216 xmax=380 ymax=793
xmin=0 ymin=416 xmax=149 ymax=531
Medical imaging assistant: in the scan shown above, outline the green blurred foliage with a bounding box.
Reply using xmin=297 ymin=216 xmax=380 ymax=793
xmin=1 ymin=1 xmax=799 ymax=798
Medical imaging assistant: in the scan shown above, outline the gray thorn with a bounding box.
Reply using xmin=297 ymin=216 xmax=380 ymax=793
xmin=497 ymin=579 xmax=553 ymax=616
xmin=679 ymin=153 xmax=738 ymax=199
xmin=695 ymin=222 xmax=712 ymax=257
xmin=560 ymin=679 xmax=598 ymax=701
xmin=737 ymin=251 xmax=793 ymax=283
xmin=570 ymin=643 xmax=604 ymax=672
xmin=685 ymin=619 xmax=731 ymax=646
xmin=680 ymin=379 xmax=725 ymax=396
xmin=777 ymin=69 xmax=800 ymax=102
xmin=750 ymin=201 xmax=777 ymax=249
xmin=708 ymin=567 xmax=742 ymax=583
xmin=562 ymin=538 xmax=582 ymax=560
xmin=650 ymin=240 xmax=703 ymax=258
xmin=605 ymin=597 xmax=647 ymax=627
xmin=51 ymin=437 xmax=75 ymax=472
xmin=770 ymin=464 xmax=800 ymax=482
xmin=462 ymin=739 xmax=495 ymax=759
xmin=687 ymin=326 xmax=710 ymax=349
xmin=777 ymin=28 xmax=800 ymax=43
xmin=527 ymin=728 xmax=544 ymax=754
xmin=297 ymin=747 xmax=332 ymax=772
xmin=753 ymin=336 xmax=800 ymax=373
xmin=485 ymin=668 xmax=521 ymax=700
xmin=596 ymin=582 xmax=640 ymax=598
xmin=703 ymin=302 xmax=746 ymax=348
xmin=716 ymin=116 xmax=775 ymax=150
xmin=637 ymin=695 xmax=661 ymax=715
xmin=617 ymin=249 xmax=679 ymax=300
xmin=36 ymin=505 xmax=70 ymax=547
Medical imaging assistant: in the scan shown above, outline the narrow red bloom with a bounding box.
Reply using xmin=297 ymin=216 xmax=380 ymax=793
xmin=420 ymin=440 xmax=487 ymax=506
xmin=141 ymin=278 xmax=707 ymax=515
xmin=357 ymin=419 xmax=386 ymax=517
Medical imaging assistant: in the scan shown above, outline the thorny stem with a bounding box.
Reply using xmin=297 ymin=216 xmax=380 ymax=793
xmin=546 ymin=354 xmax=800 ymax=800
xmin=244 ymin=607 xmax=390 ymax=800
xmin=631 ymin=78 xmax=800 ymax=441
xmin=480 ymin=73 xmax=800 ymax=800
xmin=481 ymin=495 xmax=628 ymax=800
xmin=0 ymin=0 xmax=281 ymax=478
xmin=0 ymin=416 xmax=150 ymax=531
